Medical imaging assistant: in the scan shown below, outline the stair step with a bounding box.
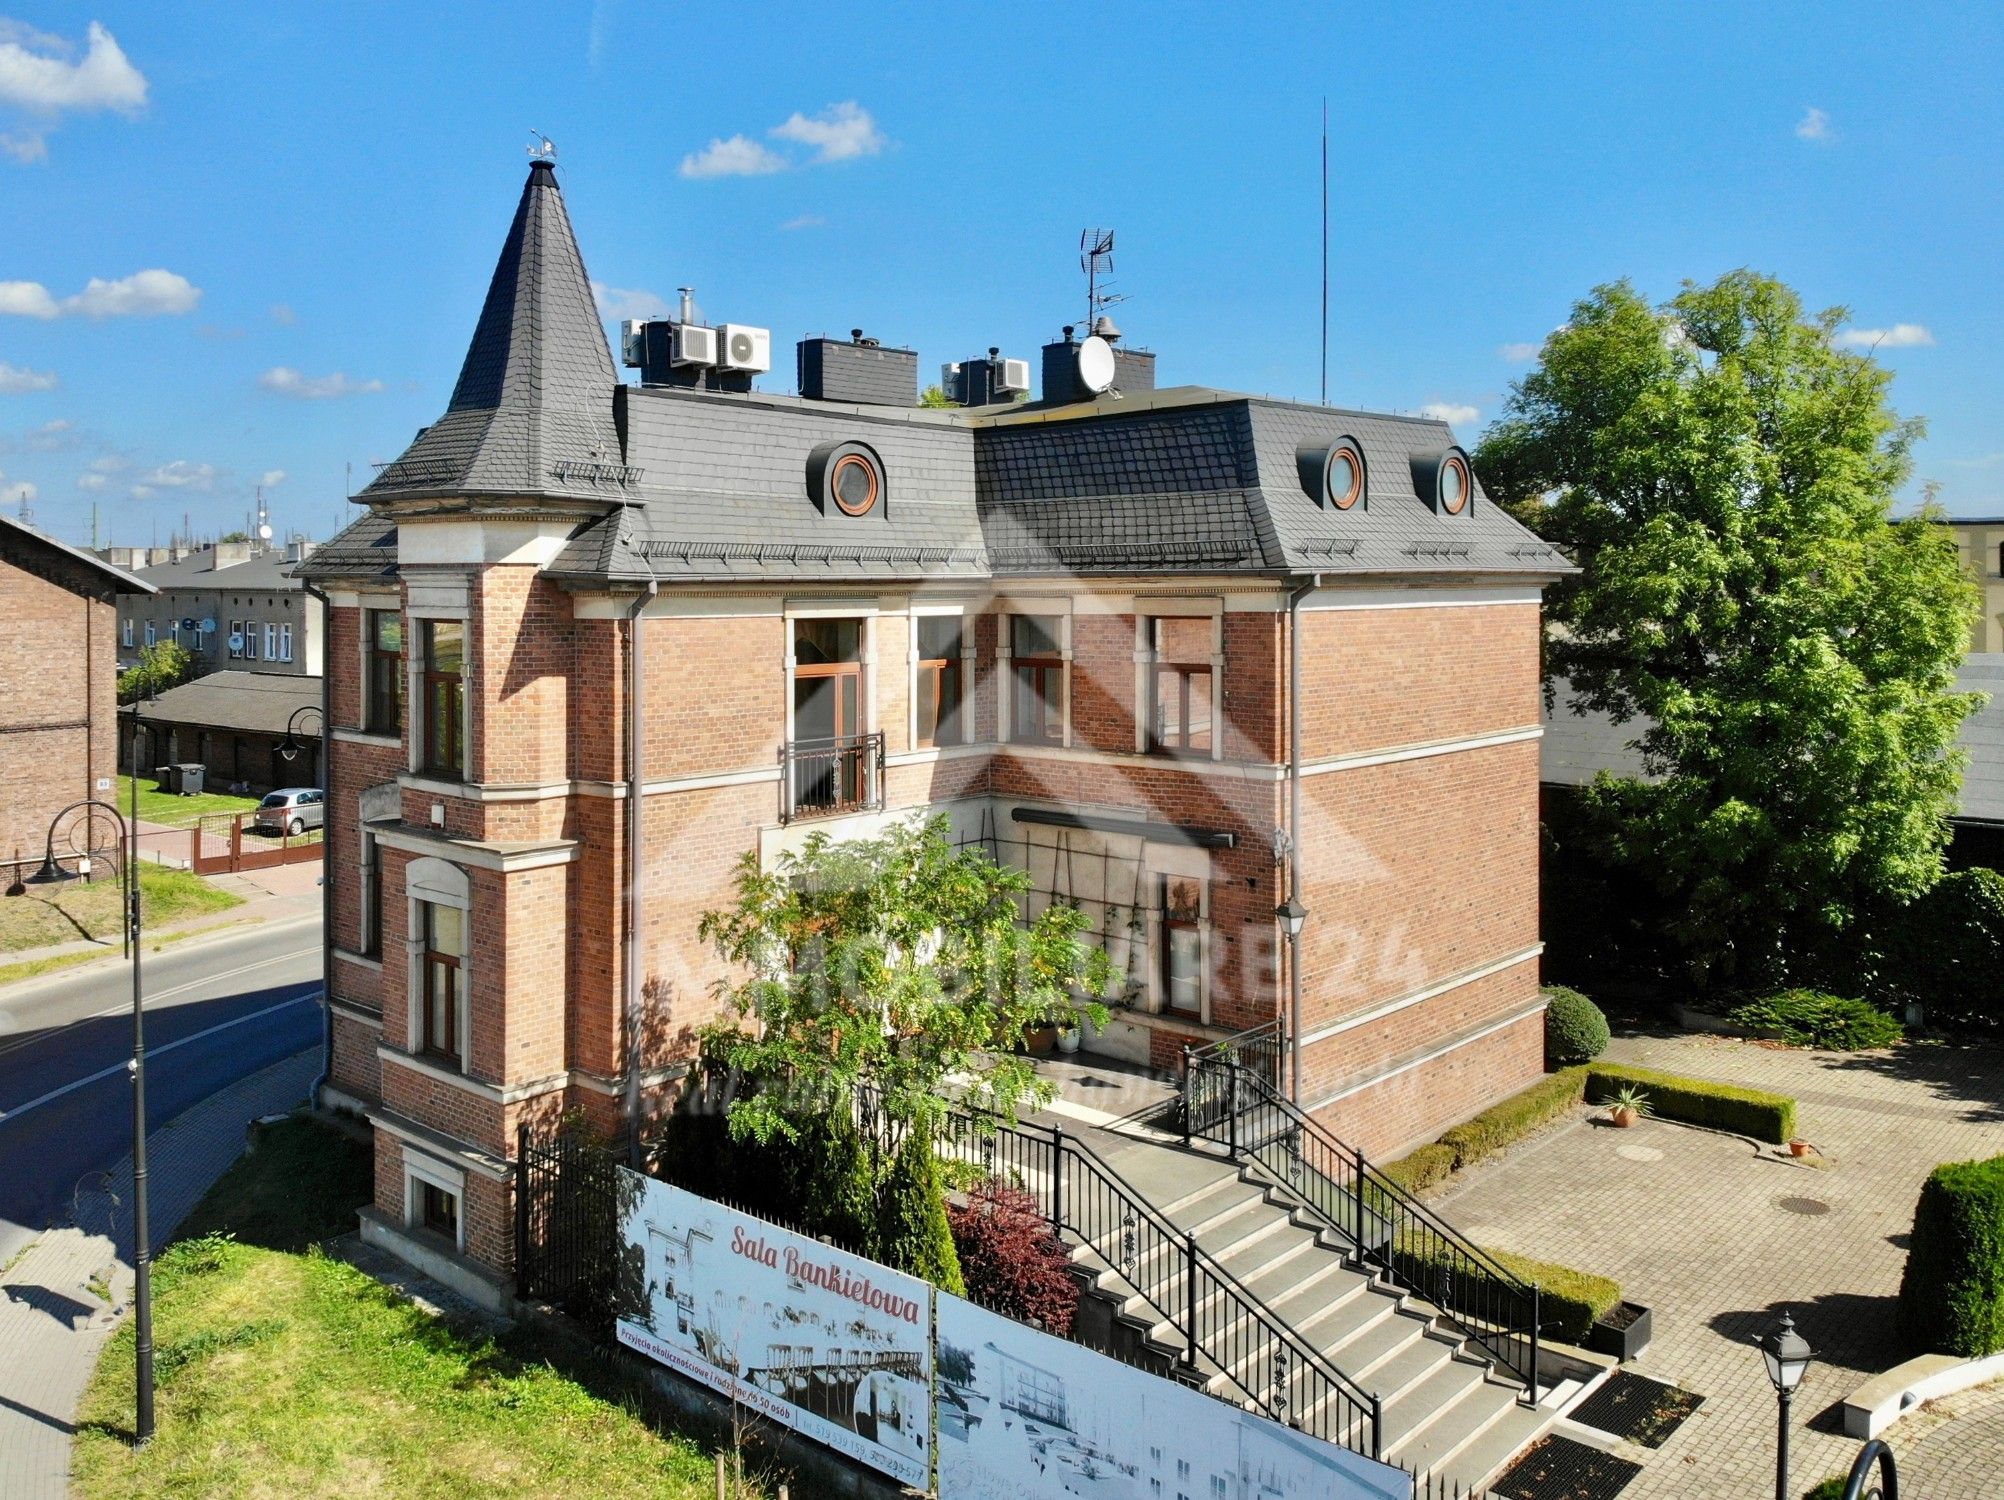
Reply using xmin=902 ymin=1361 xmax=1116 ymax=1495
xmin=1381 ymin=1358 xmax=1487 ymax=1454
xmin=1335 ymin=1318 xmax=1453 ymax=1400
xmin=1391 ymin=1374 xmax=1524 ymax=1482
xmin=1159 ymin=1169 xmax=1263 ymax=1224
xmin=1205 ymin=1209 xmax=1319 ymax=1270
xmin=1432 ymin=1399 xmax=1551 ymax=1493
xmin=1240 ymin=1244 xmax=1366 ymax=1314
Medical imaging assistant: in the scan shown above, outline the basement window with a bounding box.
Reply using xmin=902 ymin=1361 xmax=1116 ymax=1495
xmin=420 ymin=1181 xmax=459 ymax=1241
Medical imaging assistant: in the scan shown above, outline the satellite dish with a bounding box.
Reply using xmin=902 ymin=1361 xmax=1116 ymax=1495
xmin=228 ymin=632 xmax=244 ymax=653
xmin=201 ymin=617 xmax=216 ymax=633
xmin=258 ymin=523 xmax=273 ymax=540
xmin=1076 ymin=335 xmax=1117 ymax=395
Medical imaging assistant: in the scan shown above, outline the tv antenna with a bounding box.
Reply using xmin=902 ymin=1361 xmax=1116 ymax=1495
xmin=1080 ymin=228 xmax=1125 ymax=334
xmin=527 ymin=129 xmax=557 ymax=162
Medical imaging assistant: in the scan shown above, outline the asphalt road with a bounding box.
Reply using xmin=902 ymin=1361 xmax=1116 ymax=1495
xmin=0 ymin=914 xmax=324 ymax=1268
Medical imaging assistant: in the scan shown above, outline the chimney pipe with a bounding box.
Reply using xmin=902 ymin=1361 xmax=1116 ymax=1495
xmin=677 ymin=287 xmax=696 ymax=323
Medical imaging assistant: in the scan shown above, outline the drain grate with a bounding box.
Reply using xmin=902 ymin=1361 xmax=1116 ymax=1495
xmin=1493 ymin=1435 xmax=1643 ymax=1499
xmin=1568 ymin=1371 xmax=1704 ymax=1448
xmin=1778 ymin=1196 xmax=1831 ymax=1216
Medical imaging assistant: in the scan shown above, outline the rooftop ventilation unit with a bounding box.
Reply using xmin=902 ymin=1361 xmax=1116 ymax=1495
xmin=672 ymin=323 xmax=718 ymax=367
xmin=992 ymin=357 xmax=1031 ymax=395
xmin=718 ymin=323 xmax=772 ymax=374
xmin=620 ymin=319 xmax=648 ymax=368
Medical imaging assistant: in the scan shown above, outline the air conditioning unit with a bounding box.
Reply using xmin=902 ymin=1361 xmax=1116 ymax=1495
xmin=718 ymin=323 xmax=772 ymax=374
xmin=673 ymin=323 xmax=718 ymax=367
xmin=620 ymin=319 xmax=648 ymax=368
xmin=940 ymin=362 xmax=964 ymax=402
xmin=993 ymin=357 xmax=1031 ymax=394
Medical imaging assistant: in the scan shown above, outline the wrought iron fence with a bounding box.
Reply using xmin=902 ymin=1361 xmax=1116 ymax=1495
xmin=1182 ymin=1051 xmax=1543 ymax=1399
xmin=515 ymin=1125 xmax=623 ymax=1333
xmin=778 ymin=730 xmax=884 ymax=823
xmin=1182 ymin=1018 xmax=1286 ymax=1141
xmin=903 ymin=1093 xmax=1385 ymax=1458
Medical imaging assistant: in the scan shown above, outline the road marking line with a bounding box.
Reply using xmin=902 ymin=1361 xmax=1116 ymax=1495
xmin=0 ymin=945 xmax=321 ymax=1060
xmin=0 ymin=993 xmax=320 ymax=1126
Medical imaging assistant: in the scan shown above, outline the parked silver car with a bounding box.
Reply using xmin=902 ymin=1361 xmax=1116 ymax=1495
xmin=254 ymin=787 xmax=324 ymax=835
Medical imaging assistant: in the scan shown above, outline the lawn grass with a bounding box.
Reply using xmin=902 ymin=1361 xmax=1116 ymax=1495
xmin=115 ymin=774 xmax=263 ymax=828
xmin=72 ymin=1114 xmax=737 ymax=1499
xmin=0 ymin=862 xmax=243 ymax=954
xmin=0 ymin=920 xmax=250 ymax=988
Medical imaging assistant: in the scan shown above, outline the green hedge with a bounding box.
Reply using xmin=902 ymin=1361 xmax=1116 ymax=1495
xmin=1400 ymin=1241 xmax=1621 ymax=1345
xmin=1896 ymin=1155 xmax=2004 ymax=1357
xmin=1729 ymin=990 xmax=1904 ymax=1050
xmin=1380 ymin=1144 xmax=1458 ymax=1195
xmin=1880 ymin=868 xmax=2004 ymax=1027
xmin=1544 ymin=986 xmax=1610 ymax=1067
xmin=1586 ymin=1063 xmax=1796 ymax=1143
xmin=1436 ymin=1068 xmax=1590 ymax=1169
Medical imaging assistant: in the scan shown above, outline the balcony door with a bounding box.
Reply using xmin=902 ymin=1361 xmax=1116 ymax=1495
xmin=792 ymin=618 xmax=863 ymax=810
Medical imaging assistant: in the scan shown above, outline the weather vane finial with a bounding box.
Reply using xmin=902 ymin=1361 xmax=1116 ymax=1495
xmin=527 ymin=129 xmax=557 ymax=162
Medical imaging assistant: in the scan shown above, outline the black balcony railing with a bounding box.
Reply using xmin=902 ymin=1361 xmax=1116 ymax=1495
xmin=1183 ymin=1037 xmax=1543 ymax=1399
xmin=779 ymin=730 xmax=884 ymax=823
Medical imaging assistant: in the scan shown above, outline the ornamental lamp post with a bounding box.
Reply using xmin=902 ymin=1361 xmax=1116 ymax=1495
xmin=1758 ymin=1310 xmax=1815 ymax=1500
xmin=1275 ymin=896 xmax=1308 ymax=1100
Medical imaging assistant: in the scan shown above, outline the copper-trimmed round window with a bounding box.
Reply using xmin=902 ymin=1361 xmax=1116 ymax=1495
xmin=1326 ymin=444 xmax=1365 ymax=510
xmin=1440 ymin=453 xmax=1471 ymax=514
xmin=830 ymin=451 xmax=880 ymax=516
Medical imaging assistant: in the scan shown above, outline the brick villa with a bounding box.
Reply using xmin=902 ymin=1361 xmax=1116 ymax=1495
xmin=302 ymin=160 xmax=1569 ymax=1299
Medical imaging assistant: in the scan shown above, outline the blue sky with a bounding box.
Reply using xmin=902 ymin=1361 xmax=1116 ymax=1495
xmin=2 ymin=2 xmax=2000 ymax=547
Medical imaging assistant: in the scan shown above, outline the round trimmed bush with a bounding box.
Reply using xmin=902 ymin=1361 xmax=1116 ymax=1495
xmin=1897 ymin=1154 xmax=2004 ymax=1357
xmin=1544 ymin=986 xmax=1610 ymax=1068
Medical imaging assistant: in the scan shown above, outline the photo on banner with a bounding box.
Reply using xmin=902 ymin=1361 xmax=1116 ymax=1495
xmin=935 ymin=1293 xmax=1410 ymax=1500
xmin=612 ymin=1171 xmax=933 ymax=1489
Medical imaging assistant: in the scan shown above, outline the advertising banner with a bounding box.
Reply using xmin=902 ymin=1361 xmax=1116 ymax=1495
xmin=934 ymin=1294 xmax=1410 ymax=1500
xmin=614 ymin=1171 xmax=934 ymax=1489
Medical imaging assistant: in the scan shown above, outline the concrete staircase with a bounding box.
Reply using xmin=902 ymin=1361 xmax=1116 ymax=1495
xmin=1057 ymin=1123 xmax=1559 ymax=1492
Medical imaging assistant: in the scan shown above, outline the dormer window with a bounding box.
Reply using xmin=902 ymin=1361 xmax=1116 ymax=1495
xmin=1411 ymin=445 xmax=1475 ymax=516
xmin=807 ymin=441 xmax=886 ymax=518
xmin=1297 ymin=437 xmax=1367 ymax=510
xmin=1440 ymin=453 xmax=1470 ymax=514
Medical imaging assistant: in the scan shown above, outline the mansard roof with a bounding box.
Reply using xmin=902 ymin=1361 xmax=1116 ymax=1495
xmin=357 ymin=160 xmax=631 ymax=507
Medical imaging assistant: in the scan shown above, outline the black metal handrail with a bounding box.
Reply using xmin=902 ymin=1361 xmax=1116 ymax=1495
xmin=1184 ymin=1053 xmax=1543 ymax=1399
xmin=779 ymin=730 xmax=885 ymax=823
xmin=860 ymin=1089 xmax=1384 ymax=1457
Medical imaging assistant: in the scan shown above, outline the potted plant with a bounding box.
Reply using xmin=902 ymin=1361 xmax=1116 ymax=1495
xmin=1607 ymin=1084 xmax=1652 ymax=1128
xmin=1788 ymin=1138 xmax=1816 ymax=1159
xmin=1589 ymin=1300 xmax=1654 ymax=1361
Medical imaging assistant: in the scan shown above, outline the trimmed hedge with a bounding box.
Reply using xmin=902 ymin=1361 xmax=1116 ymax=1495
xmin=1729 ymin=990 xmax=1904 ymax=1050
xmin=1380 ymin=1144 xmax=1458 ymax=1195
xmin=1586 ymin=1063 xmax=1796 ymax=1144
xmin=1544 ymin=986 xmax=1610 ymax=1067
xmin=1896 ymin=1155 xmax=2004 ymax=1357
xmin=1401 ymin=1241 xmax=1622 ymax=1345
xmin=1435 ymin=1067 xmax=1590 ymax=1171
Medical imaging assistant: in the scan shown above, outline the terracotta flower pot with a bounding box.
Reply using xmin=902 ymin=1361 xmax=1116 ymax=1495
xmin=1789 ymin=1139 xmax=1814 ymax=1158
xmin=1611 ymin=1106 xmax=1639 ymax=1128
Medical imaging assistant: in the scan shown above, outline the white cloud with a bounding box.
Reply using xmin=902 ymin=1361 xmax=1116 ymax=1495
xmin=75 ymin=470 xmax=106 ymax=491
xmin=0 ymin=360 xmax=56 ymax=393
xmin=590 ymin=281 xmax=670 ymax=321
xmin=0 ymin=129 xmax=44 ymax=162
xmin=259 ymin=468 xmax=286 ymax=488
xmin=1836 ymin=323 xmax=1935 ymax=349
xmin=5 ymin=478 xmax=37 ymax=506
xmin=1421 ymin=402 xmax=1481 ymax=426
xmin=0 ymin=269 xmax=201 ymax=319
xmin=1497 ymin=342 xmax=1539 ymax=362
xmin=1796 ymin=106 xmax=1832 ymax=143
xmin=0 ymin=20 xmax=146 ymax=113
xmin=1951 ymin=452 xmax=2004 ymax=469
xmin=269 ymin=302 xmax=296 ymax=326
xmin=769 ymin=102 xmax=884 ymax=164
xmin=135 ymin=460 xmax=219 ymax=491
xmin=679 ymin=134 xmax=788 ymax=179
xmin=781 ymin=213 xmax=825 ymax=231
xmin=258 ymin=366 xmax=385 ymax=399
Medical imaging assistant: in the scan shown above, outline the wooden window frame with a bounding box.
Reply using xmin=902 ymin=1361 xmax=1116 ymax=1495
xmin=419 ymin=901 xmax=462 ymax=1066
xmin=421 ymin=620 xmax=465 ymax=778
xmin=1150 ymin=663 xmax=1215 ymax=754
xmin=1160 ymin=875 xmax=1204 ymax=1015
xmin=1008 ymin=614 xmax=1065 ymax=747
xmin=419 ymin=1180 xmax=459 ymax=1240
xmin=366 ymin=608 xmax=403 ymax=735
xmin=913 ymin=616 xmax=964 ymax=750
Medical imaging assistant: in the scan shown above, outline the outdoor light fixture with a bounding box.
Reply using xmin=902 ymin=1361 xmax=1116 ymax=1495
xmin=1275 ymin=896 xmax=1308 ymax=941
xmin=25 ymin=850 xmax=79 ymax=885
xmin=279 ymin=703 xmax=323 ymax=764
xmin=1757 ymin=1310 xmax=1815 ymax=1500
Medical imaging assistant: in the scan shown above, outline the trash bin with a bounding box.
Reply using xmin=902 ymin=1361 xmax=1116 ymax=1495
xmin=173 ymin=762 xmax=206 ymax=795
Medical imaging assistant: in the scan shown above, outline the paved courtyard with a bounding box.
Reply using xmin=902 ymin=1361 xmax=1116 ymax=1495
xmin=1428 ymin=1029 xmax=2004 ymax=1497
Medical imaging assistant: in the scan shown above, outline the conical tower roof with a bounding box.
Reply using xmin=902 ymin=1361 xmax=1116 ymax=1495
xmin=362 ymin=160 xmax=633 ymax=504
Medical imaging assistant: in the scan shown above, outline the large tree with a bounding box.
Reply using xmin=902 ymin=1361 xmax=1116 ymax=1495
xmin=1479 ymin=271 xmax=1982 ymax=989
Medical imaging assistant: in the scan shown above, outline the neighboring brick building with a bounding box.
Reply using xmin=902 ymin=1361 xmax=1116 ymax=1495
xmin=0 ymin=512 xmax=155 ymax=877
xmin=121 ymin=541 xmax=322 ymax=677
xmin=301 ymin=160 xmax=1569 ymax=1301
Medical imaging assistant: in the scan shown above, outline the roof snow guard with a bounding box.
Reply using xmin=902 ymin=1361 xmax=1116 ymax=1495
xmin=360 ymin=159 xmax=634 ymax=506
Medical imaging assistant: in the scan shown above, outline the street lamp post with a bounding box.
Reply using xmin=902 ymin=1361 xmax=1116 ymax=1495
xmin=1275 ymin=896 xmax=1308 ymax=1100
xmin=26 ymin=790 xmax=152 ymax=1441
xmin=1758 ymin=1310 xmax=1815 ymax=1500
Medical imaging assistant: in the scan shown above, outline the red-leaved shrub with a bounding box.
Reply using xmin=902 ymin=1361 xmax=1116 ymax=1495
xmin=946 ymin=1180 xmax=1077 ymax=1336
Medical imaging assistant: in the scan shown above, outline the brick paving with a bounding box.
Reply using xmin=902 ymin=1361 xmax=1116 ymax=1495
xmin=0 ymin=1048 xmax=316 ymax=1500
xmin=1899 ymin=1379 xmax=2004 ymax=1500
xmin=1427 ymin=1030 xmax=2004 ymax=1497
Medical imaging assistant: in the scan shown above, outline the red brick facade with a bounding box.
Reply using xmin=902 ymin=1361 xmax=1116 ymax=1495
xmin=314 ymin=559 xmax=1551 ymax=1280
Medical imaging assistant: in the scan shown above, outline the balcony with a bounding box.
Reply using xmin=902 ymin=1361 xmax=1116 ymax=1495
xmin=779 ymin=730 xmax=884 ymax=823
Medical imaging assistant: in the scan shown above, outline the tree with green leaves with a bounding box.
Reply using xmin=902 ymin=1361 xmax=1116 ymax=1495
xmin=118 ymin=639 xmax=196 ymax=704
xmin=697 ymin=814 xmax=1112 ymax=1146
xmin=1479 ymin=271 xmax=1982 ymax=991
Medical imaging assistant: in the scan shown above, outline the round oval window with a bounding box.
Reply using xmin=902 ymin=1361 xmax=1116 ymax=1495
xmin=1441 ymin=456 xmax=1469 ymax=514
xmin=831 ymin=452 xmax=880 ymax=516
xmin=1328 ymin=448 xmax=1362 ymax=509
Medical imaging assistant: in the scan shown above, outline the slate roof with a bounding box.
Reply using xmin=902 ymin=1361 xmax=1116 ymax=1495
xmin=1542 ymin=659 xmax=2004 ymax=825
xmin=358 ymin=160 xmax=630 ymax=507
xmin=0 ymin=512 xmax=155 ymax=594
xmin=132 ymin=547 xmax=301 ymax=591
xmin=134 ymin=669 xmax=322 ymax=736
xmin=294 ymin=511 xmax=398 ymax=584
